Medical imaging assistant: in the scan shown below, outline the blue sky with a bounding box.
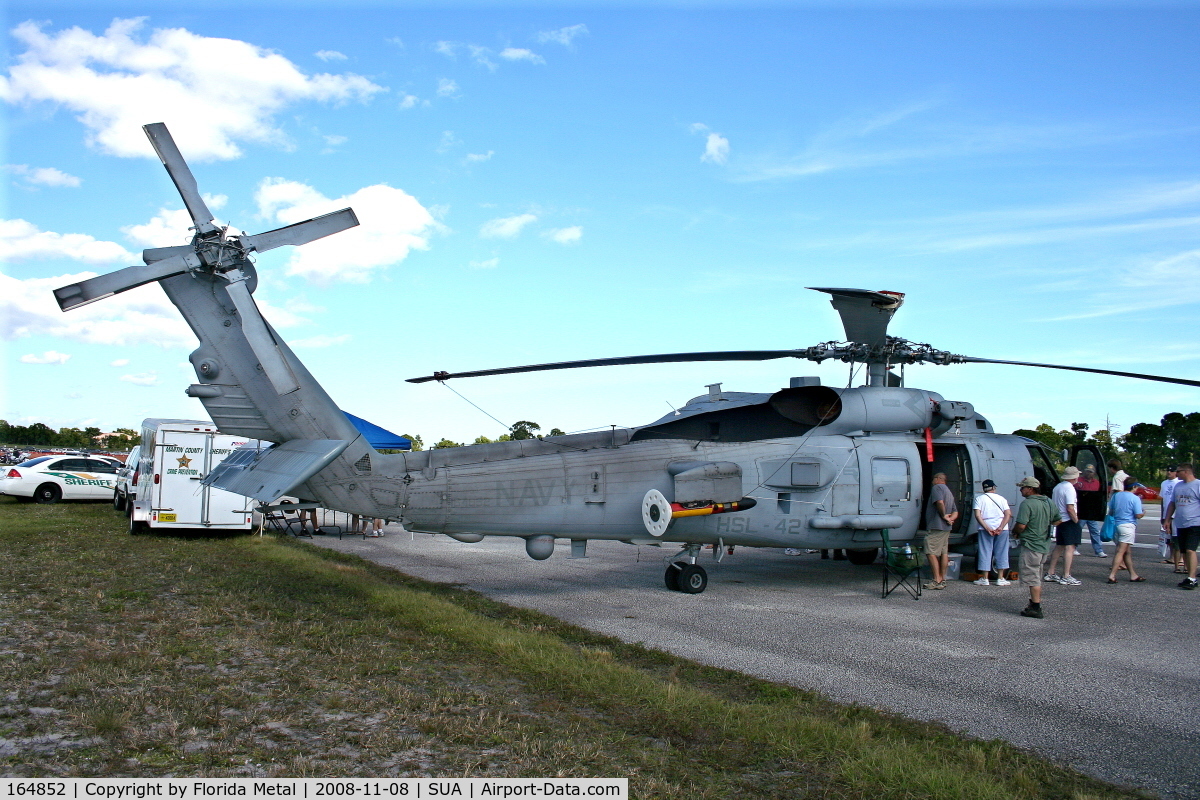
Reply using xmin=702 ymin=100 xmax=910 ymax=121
xmin=3 ymin=3 xmax=1198 ymax=446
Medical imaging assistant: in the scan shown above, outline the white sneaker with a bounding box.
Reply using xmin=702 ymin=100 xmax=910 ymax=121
xmin=1043 ymin=573 xmax=1061 ymax=582
xmin=973 ymin=577 xmax=990 ymax=586
xmin=1060 ymin=575 xmax=1082 ymax=586
xmin=995 ymin=577 xmax=1011 ymax=586
xmin=784 ymin=548 xmax=801 ymax=556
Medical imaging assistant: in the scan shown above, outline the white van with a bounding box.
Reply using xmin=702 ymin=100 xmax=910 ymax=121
xmin=127 ymin=419 xmax=257 ymax=534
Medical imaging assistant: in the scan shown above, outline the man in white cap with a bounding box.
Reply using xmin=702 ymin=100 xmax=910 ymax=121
xmin=1045 ymin=466 xmax=1083 ymax=585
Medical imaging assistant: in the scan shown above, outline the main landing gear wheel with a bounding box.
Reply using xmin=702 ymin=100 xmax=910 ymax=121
xmin=664 ymin=563 xmax=681 ymax=591
xmin=33 ymin=483 xmax=62 ymax=504
xmin=847 ymin=548 xmax=880 ymax=565
xmin=675 ymin=563 xmax=708 ymax=594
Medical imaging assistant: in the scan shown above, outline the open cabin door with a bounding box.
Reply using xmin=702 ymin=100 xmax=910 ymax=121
xmin=1069 ymin=443 xmax=1110 ymax=522
xmin=919 ymin=442 xmax=973 ymax=535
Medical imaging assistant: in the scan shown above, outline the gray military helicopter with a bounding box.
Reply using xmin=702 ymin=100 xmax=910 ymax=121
xmin=55 ymin=123 xmax=1200 ymax=593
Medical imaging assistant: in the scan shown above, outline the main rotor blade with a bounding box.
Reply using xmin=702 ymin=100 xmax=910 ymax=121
xmin=407 ymin=350 xmax=807 ymax=383
xmin=957 ymin=356 xmax=1200 ymax=389
xmin=223 ymin=278 xmax=300 ymax=396
xmin=143 ymin=123 xmax=216 ymax=234
xmin=53 ymin=252 xmax=199 ymax=312
xmin=239 ymin=208 xmax=360 ymax=254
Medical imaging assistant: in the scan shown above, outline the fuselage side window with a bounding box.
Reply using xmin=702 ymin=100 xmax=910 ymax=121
xmin=872 ymin=457 xmax=910 ymax=502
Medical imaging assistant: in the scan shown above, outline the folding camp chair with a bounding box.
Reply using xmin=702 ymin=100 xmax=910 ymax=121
xmin=880 ymin=528 xmax=922 ymax=600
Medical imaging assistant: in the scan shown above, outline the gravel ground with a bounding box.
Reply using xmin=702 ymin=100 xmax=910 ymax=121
xmin=308 ymin=513 xmax=1199 ymax=800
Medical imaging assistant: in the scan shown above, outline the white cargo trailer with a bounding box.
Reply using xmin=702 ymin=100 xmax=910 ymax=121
xmin=127 ymin=419 xmax=257 ymax=534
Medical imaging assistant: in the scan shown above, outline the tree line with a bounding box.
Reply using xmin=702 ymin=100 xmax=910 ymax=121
xmin=396 ymin=420 xmax=567 ymax=451
xmin=1013 ymin=411 xmax=1200 ymax=484
xmin=0 ymin=420 xmax=139 ymax=452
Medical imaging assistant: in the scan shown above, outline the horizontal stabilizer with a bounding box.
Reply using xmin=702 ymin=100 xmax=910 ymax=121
xmin=201 ymin=438 xmax=350 ymax=503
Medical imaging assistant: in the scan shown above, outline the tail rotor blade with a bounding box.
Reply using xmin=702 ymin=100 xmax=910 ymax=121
xmin=240 ymin=208 xmax=359 ymax=254
xmin=223 ymin=278 xmax=300 ymax=396
xmin=142 ymin=244 xmax=194 ymax=264
xmin=53 ymin=252 xmax=199 ymax=312
xmin=142 ymin=123 xmax=217 ymax=234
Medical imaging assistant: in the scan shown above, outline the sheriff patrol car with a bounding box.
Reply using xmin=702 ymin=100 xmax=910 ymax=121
xmin=1 ymin=455 xmax=120 ymax=503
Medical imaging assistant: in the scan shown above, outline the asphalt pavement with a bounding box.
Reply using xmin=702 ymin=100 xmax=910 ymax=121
xmin=306 ymin=513 xmax=1199 ymax=799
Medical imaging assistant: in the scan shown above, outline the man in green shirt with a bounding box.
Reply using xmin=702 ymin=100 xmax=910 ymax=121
xmin=1013 ymin=476 xmax=1056 ymax=619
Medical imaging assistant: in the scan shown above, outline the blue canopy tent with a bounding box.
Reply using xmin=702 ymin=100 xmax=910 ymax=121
xmin=342 ymin=412 xmax=412 ymax=450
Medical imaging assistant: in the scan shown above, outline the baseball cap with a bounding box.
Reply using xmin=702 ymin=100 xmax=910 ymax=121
xmin=1018 ymin=476 xmax=1040 ymax=488
xmin=981 ymin=479 xmax=996 ymax=489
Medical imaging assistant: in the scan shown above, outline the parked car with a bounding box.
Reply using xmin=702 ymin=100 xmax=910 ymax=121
xmin=112 ymin=446 xmax=140 ymax=511
xmin=0 ymin=455 xmax=120 ymax=503
xmin=1132 ymin=484 xmax=1161 ymax=502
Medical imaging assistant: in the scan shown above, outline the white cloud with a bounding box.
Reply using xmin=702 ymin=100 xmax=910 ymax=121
xmin=2 ymin=18 xmax=384 ymax=161
xmin=437 ymin=78 xmax=459 ymax=97
xmin=288 ymin=333 xmax=351 ymax=348
xmin=1 ymin=271 xmax=194 ymax=347
xmin=1 ymin=218 xmax=136 ymax=263
xmin=465 ymin=150 xmax=494 ymax=163
xmin=480 ymin=214 xmax=537 ymax=239
xmin=399 ymin=93 xmax=421 ymax=110
xmin=500 ymin=48 xmax=545 ymax=65
xmin=434 ymin=41 xmax=458 ymax=58
xmin=7 ymin=164 xmax=82 ymax=187
xmin=121 ymin=194 xmax=227 ymax=247
xmin=544 ymin=226 xmax=582 ymax=245
xmin=469 ymin=45 xmax=497 ymax=71
xmin=1048 ymin=248 xmax=1200 ymax=321
xmin=315 ymin=50 xmax=347 ymax=62
xmin=323 ymin=134 xmax=347 ymax=147
xmin=120 ymin=372 xmax=158 ymax=386
xmin=19 ymin=350 xmax=71 ymax=364
xmin=110 ymin=358 xmax=130 ymax=367
xmin=470 ymin=257 xmax=499 ymax=269
xmin=254 ymin=178 xmax=438 ymax=283
xmin=701 ymin=132 xmax=730 ymax=165
xmin=437 ymin=130 xmax=461 ymax=153
xmin=536 ymin=24 xmax=589 ymax=46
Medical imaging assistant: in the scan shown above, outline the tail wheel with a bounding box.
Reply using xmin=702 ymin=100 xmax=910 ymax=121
xmin=33 ymin=483 xmax=62 ymax=504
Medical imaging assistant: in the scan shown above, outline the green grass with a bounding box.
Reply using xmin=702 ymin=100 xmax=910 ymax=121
xmin=0 ymin=497 xmax=1147 ymax=798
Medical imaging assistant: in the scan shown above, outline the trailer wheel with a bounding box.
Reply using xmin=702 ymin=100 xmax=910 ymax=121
xmin=128 ymin=508 xmax=148 ymax=536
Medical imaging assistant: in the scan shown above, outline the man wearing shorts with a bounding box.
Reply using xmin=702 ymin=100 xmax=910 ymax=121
xmin=1046 ymin=466 xmax=1082 ymax=585
xmin=1165 ymin=463 xmax=1200 ymax=590
xmin=1013 ymin=477 xmax=1055 ymax=618
xmin=923 ymin=472 xmax=958 ymax=589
